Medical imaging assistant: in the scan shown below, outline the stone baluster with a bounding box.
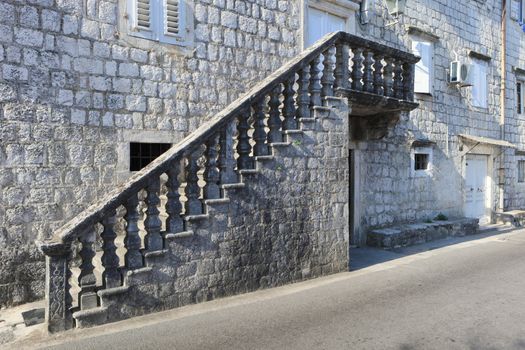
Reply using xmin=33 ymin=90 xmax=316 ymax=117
xmin=403 ymin=61 xmax=415 ymax=101
xmin=124 ymin=193 xmax=143 ymax=269
xmin=218 ymin=120 xmax=237 ymax=183
xmin=267 ymin=84 xmax=283 ymax=143
xmin=362 ymin=50 xmax=374 ymax=93
xmin=204 ymin=133 xmax=221 ymax=199
xmin=78 ymin=227 xmax=98 ymax=310
xmin=321 ymin=47 xmax=335 ymax=97
xmin=334 ymin=43 xmax=349 ymax=91
xmin=373 ymin=53 xmax=384 ymax=96
xmin=282 ymin=74 xmax=297 ymax=130
xmin=383 ymin=57 xmax=394 ymax=97
xmin=144 ymin=177 xmax=163 ymax=251
xmin=351 ymin=46 xmax=364 ymax=91
xmin=165 ymin=162 xmax=183 ymax=233
xmin=236 ymin=109 xmax=253 ymax=169
xmin=252 ymin=98 xmax=268 ymax=156
xmin=185 ymin=148 xmax=203 ymax=215
xmin=42 ymin=244 xmax=73 ymax=332
xmin=101 ymin=210 xmax=121 ymax=289
xmin=309 ymin=55 xmax=322 ymax=108
xmin=393 ymin=60 xmax=404 ymax=99
xmin=297 ymin=66 xmax=310 ymax=120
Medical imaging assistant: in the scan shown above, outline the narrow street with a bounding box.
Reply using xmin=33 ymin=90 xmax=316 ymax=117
xmin=15 ymin=228 xmax=525 ymax=350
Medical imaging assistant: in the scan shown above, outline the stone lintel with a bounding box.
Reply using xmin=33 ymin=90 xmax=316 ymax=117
xmin=513 ymin=66 xmax=525 ymax=77
xmin=468 ymin=50 xmax=492 ymax=62
xmin=406 ymin=26 xmax=441 ymax=41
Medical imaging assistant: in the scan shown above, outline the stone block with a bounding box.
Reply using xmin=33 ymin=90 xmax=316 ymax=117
xmin=14 ymin=28 xmax=43 ymax=47
xmin=0 ymin=3 xmax=15 ymax=25
xmin=63 ymin=15 xmax=79 ymax=34
xmin=2 ymin=65 xmax=28 ymax=81
xmin=19 ymin=6 xmax=39 ymax=29
xmin=42 ymin=9 xmax=61 ymax=32
xmin=119 ymin=62 xmax=139 ymax=77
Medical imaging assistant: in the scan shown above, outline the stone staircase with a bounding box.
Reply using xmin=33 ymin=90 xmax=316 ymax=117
xmin=38 ymin=31 xmax=419 ymax=332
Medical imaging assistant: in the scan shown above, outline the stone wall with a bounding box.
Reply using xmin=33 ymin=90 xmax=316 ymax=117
xmin=3 ymin=0 xmax=525 ymax=308
xmin=0 ymin=0 xmax=300 ymax=307
xmin=351 ymin=0 xmax=518 ymax=239
xmin=503 ymin=1 xmax=525 ymax=209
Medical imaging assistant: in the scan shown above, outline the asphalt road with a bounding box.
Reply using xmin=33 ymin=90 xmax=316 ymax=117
xmin=21 ymin=229 xmax=525 ymax=350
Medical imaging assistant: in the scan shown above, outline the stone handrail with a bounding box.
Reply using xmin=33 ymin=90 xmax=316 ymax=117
xmin=38 ymin=31 xmax=419 ymax=332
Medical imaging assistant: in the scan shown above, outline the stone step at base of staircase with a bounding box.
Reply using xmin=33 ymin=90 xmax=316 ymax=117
xmin=97 ymin=286 xmax=130 ymax=308
xmin=72 ymin=306 xmax=108 ymax=328
xmin=367 ymin=218 xmax=479 ymax=249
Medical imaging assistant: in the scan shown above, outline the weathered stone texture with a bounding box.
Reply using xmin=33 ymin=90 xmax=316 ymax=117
xmin=74 ymin=98 xmax=349 ymax=328
xmin=0 ymin=0 xmax=299 ymax=307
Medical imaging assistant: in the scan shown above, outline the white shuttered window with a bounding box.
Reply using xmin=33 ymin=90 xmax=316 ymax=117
xmin=412 ymin=39 xmax=433 ymax=94
xmin=128 ymin=0 xmax=185 ymax=44
xmin=471 ymin=61 xmax=488 ymax=109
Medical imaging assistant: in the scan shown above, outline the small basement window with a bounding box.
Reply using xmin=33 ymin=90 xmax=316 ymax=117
xmin=414 ymin=153 xmax=429 ymax=170
xmin=518 ymin=160 xmax=525 ymax=183
xmin=130 ymin=142 xmax=171 ymax=171
xmin=411 ymin=146 xmax=433 ymax=177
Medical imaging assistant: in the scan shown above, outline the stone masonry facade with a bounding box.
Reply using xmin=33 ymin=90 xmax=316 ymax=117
xmin=0 ymin=0 xmax=301 ymax=307
xmin=2 ymin=0 xmax=525 ymax=308
xmin=350 ymin=0 xmax=525 ymax=243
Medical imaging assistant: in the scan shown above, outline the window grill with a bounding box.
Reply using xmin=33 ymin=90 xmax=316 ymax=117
xmin=130 ymin=142 xmax=172 ymax=171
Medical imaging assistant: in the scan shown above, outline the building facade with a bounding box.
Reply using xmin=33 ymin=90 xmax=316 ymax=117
xmin=1 ymin=0 xmax=525 ymax=308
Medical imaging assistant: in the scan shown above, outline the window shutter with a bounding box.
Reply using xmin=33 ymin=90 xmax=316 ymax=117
xmin=412 ymin=40 xmax=432 ymax=94
xmin=472 ymin=64 xmax=481 ymax=107
xmin=165 ymin=0 xmax=180 ymax=36
xmin=158 ymin=0 xmax=185 ymax=44
xmin=136 ymin=0 xmax=151 ymax=30
xmin=128 ymin=0 xmax=155 ymax=39
xmin=472 ymin=62 xmax=488 ymax=108
xmin=127 ymin=0 xmax=188 ymax=45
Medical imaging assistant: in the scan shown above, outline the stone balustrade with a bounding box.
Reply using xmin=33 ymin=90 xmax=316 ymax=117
xmin=38 ymin=31 xmax=419 ymax=333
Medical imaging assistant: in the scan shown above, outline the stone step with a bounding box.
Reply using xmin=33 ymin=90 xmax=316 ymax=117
xmin=123 ymin=266 xmax=153 ymax=286
xmin=220 ymin=182 xmax=245 ymax=198
xmin=165 ymin=230 xmax=195 ymax=240
xmin=143 ymin=249 xmax=168 ymax=267
xmin=311 ymin=105 xmax=332 ymax=120
xmin=367 ymin=218 xmax=479 ymax=249
xmin=283 ymin=129 xmax=304 ymax=144
xmin=239 ymin=168 xmax=259 ymax=182
xmin=183 ymin=213 xmax=210 ymax=231
xmin=72 ymin=306 xmax=108 ymax=328
xmin=268 ymin=142 xmax=292 ymax=158
xmin=254 ymin=155 xmax=275 ymax=162
xmin=204 ymin=198 xmax=230 ymax=216
xmin=478 ymin=223 xmax=514 ymax=234
xmin=323 ymin=95 xmax=345 ymax=108
xmin=299 ymin=117 xmax=317 ymax=131
xmin=97 ymin=286 xmax=130 ymax=308
xmin=493 ymin=210 xmax=525 ymax=227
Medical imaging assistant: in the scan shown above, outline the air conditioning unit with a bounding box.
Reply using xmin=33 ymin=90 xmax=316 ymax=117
xmin=449 ymin=61 xmax=473 ymax=86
